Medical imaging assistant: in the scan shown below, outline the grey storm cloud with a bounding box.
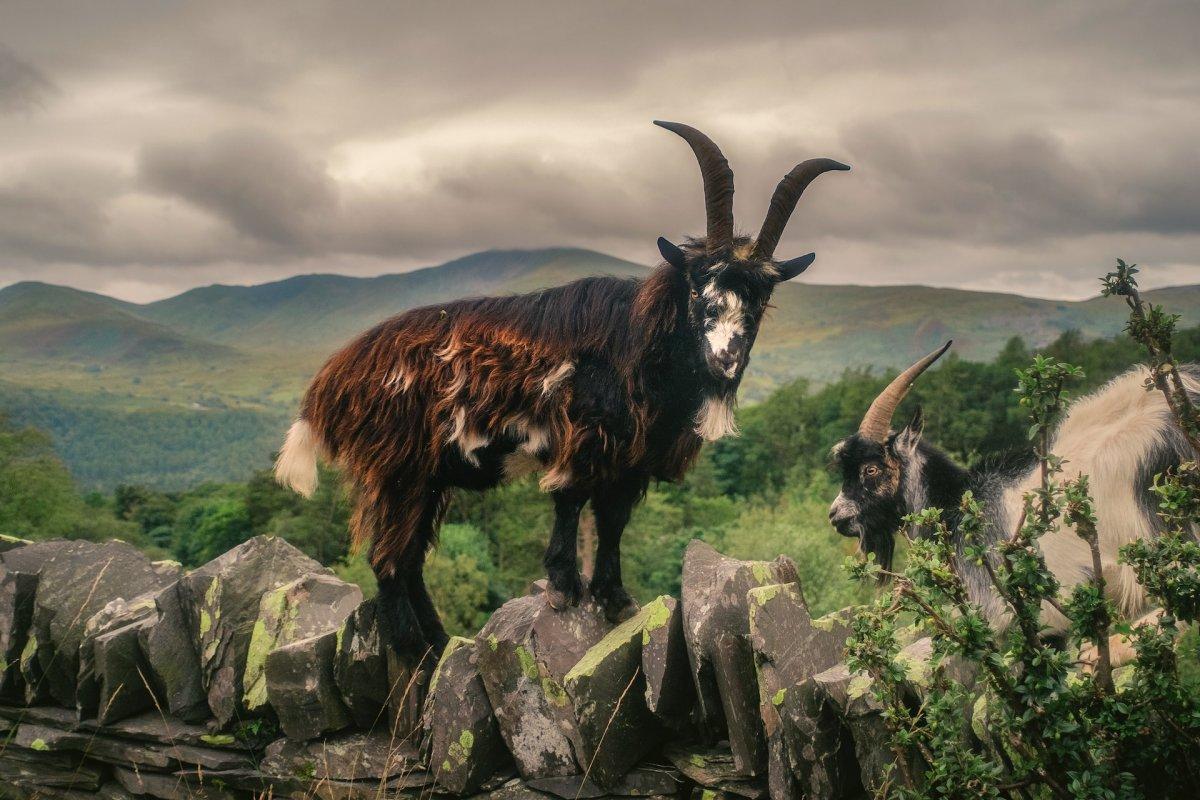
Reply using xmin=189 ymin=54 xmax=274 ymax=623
xmin=0 ymin=44 xmax=56 ymax=113
xmin=1 ymin=1 xmax=1199 ymax=300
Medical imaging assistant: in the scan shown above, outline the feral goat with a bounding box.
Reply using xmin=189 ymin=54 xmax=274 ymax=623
xmin=829 ymin=343 xmax=1199 ymax=661
xmin=275 ymin=121 xmax=849 ymax=660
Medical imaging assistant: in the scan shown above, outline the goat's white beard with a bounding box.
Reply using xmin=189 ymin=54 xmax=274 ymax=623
xmin=695 ymin=395 xmax=738 ymax=441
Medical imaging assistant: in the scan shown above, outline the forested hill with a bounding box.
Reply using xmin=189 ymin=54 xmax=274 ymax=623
xmin=0 ymin=246 xmax=1197 ymax=489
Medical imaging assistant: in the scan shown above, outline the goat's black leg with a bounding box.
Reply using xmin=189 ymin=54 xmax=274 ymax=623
xmin=590 ymin=474 xmax=646 ymax=622
xmin=374 ymin=569 xmax=429 ymax=663
xmin=408 ymin=565 xmax=450 ymax=659
xmin=544 ymin=487 xmax=588 ymax=610
xmin=405 ymin=488 xmax=450 ymax=661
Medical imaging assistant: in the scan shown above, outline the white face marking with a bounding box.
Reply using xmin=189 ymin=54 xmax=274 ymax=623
xmin=694 ymin=395 xmax=738 ymax=441
xmin=704 ymin=291 xmax=746 ymax=378
xmin=829 ymin=492 xmax=859 ymax=522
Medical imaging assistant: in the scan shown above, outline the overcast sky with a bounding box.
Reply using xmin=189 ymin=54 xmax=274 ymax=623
xmin=2 ymin=1 xmax=1198 ymax=302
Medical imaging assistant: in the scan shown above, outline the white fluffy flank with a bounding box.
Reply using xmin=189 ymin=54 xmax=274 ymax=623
xmin=275 ymin=419 xmax=320 ymax=498
xmin=695 ymin=395 xmax=739 ymax=441
xmin=1001 ymin=366 xmax=1197 ymax=626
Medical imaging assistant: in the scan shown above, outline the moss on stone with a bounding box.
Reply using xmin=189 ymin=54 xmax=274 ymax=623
xmin=30 ymin=738 xmax=48 ymax=751
xmin=20 ymin=634 xmax=36 ymax=669
xmin=847 ymin=673 xmax=873 ymax=700
xmin=204 ymin=576 xmax=221 ymax=608
xmin=750 ymin=562 xmax=773 ymax=585
xmin=444 ymin=727 xmax=475 ymax=769
xmin=566 ymin=609 xmax=647 ymax=683
xmin=200 ymin=734 xmax=236 ymax=746
xmin=542 ymin=675 xmax=570 ymax=707
xmin=772 ymin=688 xmax=787 ymax=707
xmin=897 ymin=650 xmax=929 ymax=687
xmin=514 ymin=645 xmax=539 ymax=681
xmin=640 ymin=596 xmax=672 ymax=646
xmin=242 ymin=583 xmax=298 ymax=709
xmin=429 ymin=636 xmax=471 ymax=696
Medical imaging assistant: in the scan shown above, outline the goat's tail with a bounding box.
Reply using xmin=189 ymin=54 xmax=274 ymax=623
xmin=275 ymin=418 xmax=321 ymax=498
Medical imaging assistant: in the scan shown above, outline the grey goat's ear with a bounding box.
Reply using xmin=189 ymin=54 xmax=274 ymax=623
xmin=775 ymin=252 xmax=815 ymax=281
xmin=893 ymin=407 xmax=925 ymax=456
xmin=658 ymin=237 xmax=689 ymax=271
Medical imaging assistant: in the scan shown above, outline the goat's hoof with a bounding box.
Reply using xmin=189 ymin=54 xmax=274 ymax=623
xmin=546 ymin=573 xmax=583 ymax=610
xmin=596 ymin=586 xmax=638 ymax=623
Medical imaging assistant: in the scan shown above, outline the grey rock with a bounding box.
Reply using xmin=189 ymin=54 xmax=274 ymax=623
xmin=476 ymin=778 xmax=557 ymax=800
xmin=424 ymin=635 xmax=510 ymax=795
xmin=113 ymin=766 xmax=238 ymax=800
xmin=0 ymin=746 xmax=104 ymax=792
xmin=525 ymin=766 xmax=683 ymax=798
xmin=0 ymin=568 xmax=38 ymax=700
xmin=9 ymin=720 xmax=254 ymax=773
xmin=746 ymin=586 xmax=853 ymax=800
xmin=178 ymin=535 xmax=325 ymax=727
xmin=803 ymin=637 xmax=959 ymax=796
xmin=261 ymin=731 xmax=427 ymax=783
xmin=563 ymin=598 xmax=680 ymax=787
xmin=267 ymin=629 xmax=353 ymax=740
xmin=475 ymin=587 xmax=614 ymax=780
xmin=640 ymin=595 xmax=692 ymax=728
xmin=334 ymin=596 xmax=390 ymax=730
xmin=139 ymin=580 xmax=208 ymax=722
xmin=244 ymin=572 xmax=362 ymax=715
xmin=387 ymin=646 xmax=432 ymax=740
xmin=0 ymin=541 xmax=65 ymax=699
xmin=76 ymin=593 xmax=160 ymax=723
xmin=680 ymin=539 xmax=797 ymax=776
xmin=791 ymin=667 xmax=860 ymax=800
xmin=663 ymin=743 xmax=768 ymax=799
xmin=30 ymin=540 xmax=178 ymax=709
xmin=11 ymin=721 xmax=171 ymax=769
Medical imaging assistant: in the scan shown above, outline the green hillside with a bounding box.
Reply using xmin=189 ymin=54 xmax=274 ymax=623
xmin=0 ymin=281 xmax=238 ymax=367
xmin=136 ymin=248 xmax=646 ymax=351
xmin=0 ymin=246 xmax=1196 ymax=490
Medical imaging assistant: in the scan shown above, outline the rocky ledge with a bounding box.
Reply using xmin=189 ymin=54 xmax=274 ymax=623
xmin=0 ymin=535 xmax=959 ymax=800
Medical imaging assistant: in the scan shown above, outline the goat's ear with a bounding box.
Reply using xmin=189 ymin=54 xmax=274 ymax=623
xmin=658 ymin=237 xmax=688 ymax=271
xmin=775 ymin=252 xmax=816 ymax=282
xmin=893 ymin=407 xmax=924 ymax=456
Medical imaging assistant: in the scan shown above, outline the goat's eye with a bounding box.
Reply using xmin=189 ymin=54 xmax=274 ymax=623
xmin=864 ymin=465 xmax=881 ymax=478
xmin=690 ymin=289 xmax=699 ymax=300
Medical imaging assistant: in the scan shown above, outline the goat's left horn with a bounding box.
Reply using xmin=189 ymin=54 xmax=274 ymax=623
xmin=654 ymin=120 xmax=735 ymax=256
xmin=858 ymin=341 xmax=952 ymax=443
xmin=751 ymin=158 xmax=850 ymax=260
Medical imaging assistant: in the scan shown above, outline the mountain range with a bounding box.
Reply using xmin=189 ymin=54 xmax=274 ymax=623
xmin=1 ymin=247 xmax=1196 ymax=489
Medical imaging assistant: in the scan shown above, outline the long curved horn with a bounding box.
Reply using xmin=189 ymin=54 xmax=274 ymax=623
xmin=752 ymin=158 xmax=850 ymax=259
xmin=654 ymin=121 xmax=734 ymax=255
xmin=859 ymin=341 xmax=952 ymax=442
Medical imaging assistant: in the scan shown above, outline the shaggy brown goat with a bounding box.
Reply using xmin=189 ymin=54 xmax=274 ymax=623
xmin=276 ymin=121 xmax=849 ymax=661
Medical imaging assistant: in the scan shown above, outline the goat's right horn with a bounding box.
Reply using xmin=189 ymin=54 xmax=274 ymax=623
xmin=654 ymin=121 xmax=735 ymax=256
xmin=858 ymin=341 xmax=952 ymax=443
xmin=751 ymin=158 xmax=850 ymax=260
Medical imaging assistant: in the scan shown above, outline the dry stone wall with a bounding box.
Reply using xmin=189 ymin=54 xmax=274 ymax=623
xmin=0 ymin=533 xmax=959 ymax=800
